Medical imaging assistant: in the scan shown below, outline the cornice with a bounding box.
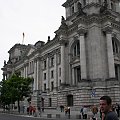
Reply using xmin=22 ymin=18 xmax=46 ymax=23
xmin=86 ymin=14 xmax=101 ymax=24
xmin=72 ymin=15 xmax=87 ymax=25
xmin=100 ymin=14 xmax=116 ymax=23
xmin=111 ymin=22 xmax=120 ymax=31
xmin=68 ymin=25 xmax=78 ymax=35
xmin=41 ymin=39 xmax=59 ymax=52
xmin=41 ymin=48 xmax=60 ymax=61
xmin=84 ymin=2 xmax=100 ymax=9
xmin=77 ymin=26 xmax=88 ymax=35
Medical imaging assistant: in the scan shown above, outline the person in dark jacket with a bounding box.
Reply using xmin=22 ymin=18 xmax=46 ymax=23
xmin=99 ymin=96 xmax=118 ymax=120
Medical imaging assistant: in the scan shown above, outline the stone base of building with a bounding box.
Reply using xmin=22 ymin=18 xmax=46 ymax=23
xmin=31 ymin=78 xmax=120 ymax=109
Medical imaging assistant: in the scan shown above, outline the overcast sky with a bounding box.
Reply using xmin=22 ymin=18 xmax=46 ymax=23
xmin=0 ymin=0 xmax=65 ymax=80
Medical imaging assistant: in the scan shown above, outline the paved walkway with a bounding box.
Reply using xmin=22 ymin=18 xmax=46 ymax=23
xmin=0 ymin=108 xmax=97 ymax=119
xmin=0 ymin=108 xmax=120 ymax=120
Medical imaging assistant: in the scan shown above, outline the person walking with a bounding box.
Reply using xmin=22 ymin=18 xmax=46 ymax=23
xmin=82 ymin=106 xmax=87 ymax=119
xmin=99 ymin=96 xmax=119 ymax=120
xmin=91 ymin=105 xmax=98 ymax=120
xmin=115 ymin=103 xmax=120 ymax=117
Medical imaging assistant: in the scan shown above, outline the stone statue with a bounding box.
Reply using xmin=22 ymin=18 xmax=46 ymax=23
xmin=4 ymin=60 xmax=6 ymax=66
xmin=61 ymin=16 xmax=65 ymax=24
xmin=100 ymin=0 xmax=108 ymax=14
xmin=60 ymin=16 xmax=67 ymax=29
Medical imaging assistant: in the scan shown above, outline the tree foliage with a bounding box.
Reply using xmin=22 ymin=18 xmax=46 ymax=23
xmin=0 ymin=74 xmax=32 ymax=110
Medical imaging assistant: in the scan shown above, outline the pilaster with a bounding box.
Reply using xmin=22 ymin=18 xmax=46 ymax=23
xmin=102 ymin=26 xmax=115 ymax=78
xmin=34 ymin=60 xmax=37 ymax=90
xmin=54 ymin=53 xmax=57 ymax=88
xmin=78 ymin=26 xmax=87 ymax=80
xmin=60 ymin=40 xmax=66 ymax=84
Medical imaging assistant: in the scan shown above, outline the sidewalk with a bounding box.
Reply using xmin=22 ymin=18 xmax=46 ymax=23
xmin=0 ymin=108 xmax=120 ymax=120
xmin=0 ymin=108 xmax=96 ymax=119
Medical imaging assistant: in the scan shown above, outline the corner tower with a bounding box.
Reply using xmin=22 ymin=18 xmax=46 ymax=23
xmin=60 ymin=0 xmax=120 ymax=105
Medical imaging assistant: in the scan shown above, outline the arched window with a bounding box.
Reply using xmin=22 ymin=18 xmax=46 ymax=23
xmin=112 ymin=40 xmax=119 ymax=54
xmin=111 ymin=1 xmax=116 ymax=11
xmin=71 ymin=5 xmax=74 ymax=15
xmin=73 ymin=41 xmax=80 ymax=57
xmin=115 ymin=64 xmax=120 ymax=80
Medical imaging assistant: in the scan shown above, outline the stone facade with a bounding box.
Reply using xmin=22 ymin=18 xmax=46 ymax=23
xmin=1 ymin=0 xmax=120 ymax=109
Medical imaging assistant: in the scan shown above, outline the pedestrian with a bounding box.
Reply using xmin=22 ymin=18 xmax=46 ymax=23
xmin=64 ymin=106 xmax=68 ymax=115
xmin=111 ymin=104 xmax=115 ymax=112
xmin=33 ymin=106 xmax=36 ymax=116
xmin=91 ymin=105 xmax=98 ymax=120
xmin=82 ymin=106 xmax=87 ymax=119
xmin=99 ymin=96 xmax=119 ymax=120
xmin=115 ymin=103 xmax=120 ymax=117
xmin=60 ymin=105 xmax=64 ymax=112
xmin=80 ymin=106 xmax=84 ymax=118
xmin=68 ymin=107 xmax=70 ymax=119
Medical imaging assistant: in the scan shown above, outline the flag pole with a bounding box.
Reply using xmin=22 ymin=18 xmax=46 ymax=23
xmin=22 ymin=32 xmax=25 ymax=44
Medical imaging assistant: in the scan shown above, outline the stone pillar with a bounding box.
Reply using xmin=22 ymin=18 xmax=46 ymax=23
xmin=115 ymin=2 xmax=120 ymax=13
xmin=54 ymin=53 xmax=57 ymax=88
xmin=26 ymin=65 xmax=28 ymax=77
xmin=66 ymin=7 xmax=71 ymax=18
xmin=36 ymin=60 xmax=39 ymax=90
xmin=74 ymin=2 xmax=77 ymax=13
xmin=106 ymin=29 xmax=115 ymax=78
xmin=47 ymin=57 xmax=50 ymax=89
xmin=78 ymin=28 xmax=87 ymax=80
xmin=34 ymin=60 xmax=37 ymax=90
xmin=24 ymin=67 xmax=26 ymax=78
xmin=72 ymin=67 xmax=75 ymax=85
xmin=107 ymin=0 xmax=111 ymax=9
xmin=61 ymin=42 xmax=65 ymax=84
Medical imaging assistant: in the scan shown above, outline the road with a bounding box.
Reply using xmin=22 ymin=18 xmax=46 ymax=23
xmin=0 ymin=113 xmax=45 ymax=120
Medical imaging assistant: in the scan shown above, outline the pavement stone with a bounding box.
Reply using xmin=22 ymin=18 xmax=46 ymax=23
xmin=0 ymin=108 xmax=120 ymax=120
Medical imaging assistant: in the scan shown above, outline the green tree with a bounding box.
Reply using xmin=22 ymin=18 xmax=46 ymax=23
xmin=0 ymin=73 xmax=32 ymax=112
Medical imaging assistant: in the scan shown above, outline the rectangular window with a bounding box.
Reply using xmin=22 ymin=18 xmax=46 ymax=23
xmin=44 ymin=73 xmax=46 ymax=80
xmin=44 ymin=83 xmax=46 ymax=91
xmin=44 ymin=60 xmax=46 ymax=69
xmin=51 ymin=81 xmax=54 ymax=91
xmin=49 ymin=98 xmax=52 ymax=107
xmin=59 ymin=68 xmax=61 ymax=77
xmin=59 ymin=80 xmax=61 ymax=86
xmin=51 ymin=70 xmax=54 ymax=78
xmin=57 ymin=54 xmax=61 ymax=64
xmin=51 ymin=57 xmax=54 ymax=67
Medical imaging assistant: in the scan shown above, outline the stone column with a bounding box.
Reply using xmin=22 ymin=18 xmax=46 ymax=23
xmin=36 ymin=60 xmax=39 ymax=90
xmin=60 ymin=42 xmax=65 ymax=84
xmin=54 ymin=53 xmax=57 ymax=88
xmin=26 ymin=64 xmax=28 ymax=77
xmin=107 ymin=0 xmax=111 ymax=9
xmin=74 ymin=2 xmax=77 ymax=13
xmin=47 ymin=57 xmax=50 ymax=90
xmin=72 ymin=67 xmax=75 ymax=85
xmin=115 ymin=2 xmax=120 ymax=13
xmin=34 ymin=60 xmax=37 ymax=90
xmin=78 ymin=28 xmax=87 ymax=80
xmin=66 ymin=7 xmax=71 ymax=18
xmin=105 ymin=27 xmax=115 ymax=78
xmin=24 ymin=67 xmax=26 ymax=78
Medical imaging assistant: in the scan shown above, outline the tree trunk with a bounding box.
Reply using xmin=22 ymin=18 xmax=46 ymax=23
xmin=17 ymin=99 xmax=20 ymax=113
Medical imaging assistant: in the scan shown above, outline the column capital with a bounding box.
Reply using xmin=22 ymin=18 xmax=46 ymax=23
xmin=102 ymin=26 xmax=113 ymax=34
xmin=77 ymin=26 xmax=87 ymax=36
xmin=59 ymin=40 xmax=68 ymax=46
